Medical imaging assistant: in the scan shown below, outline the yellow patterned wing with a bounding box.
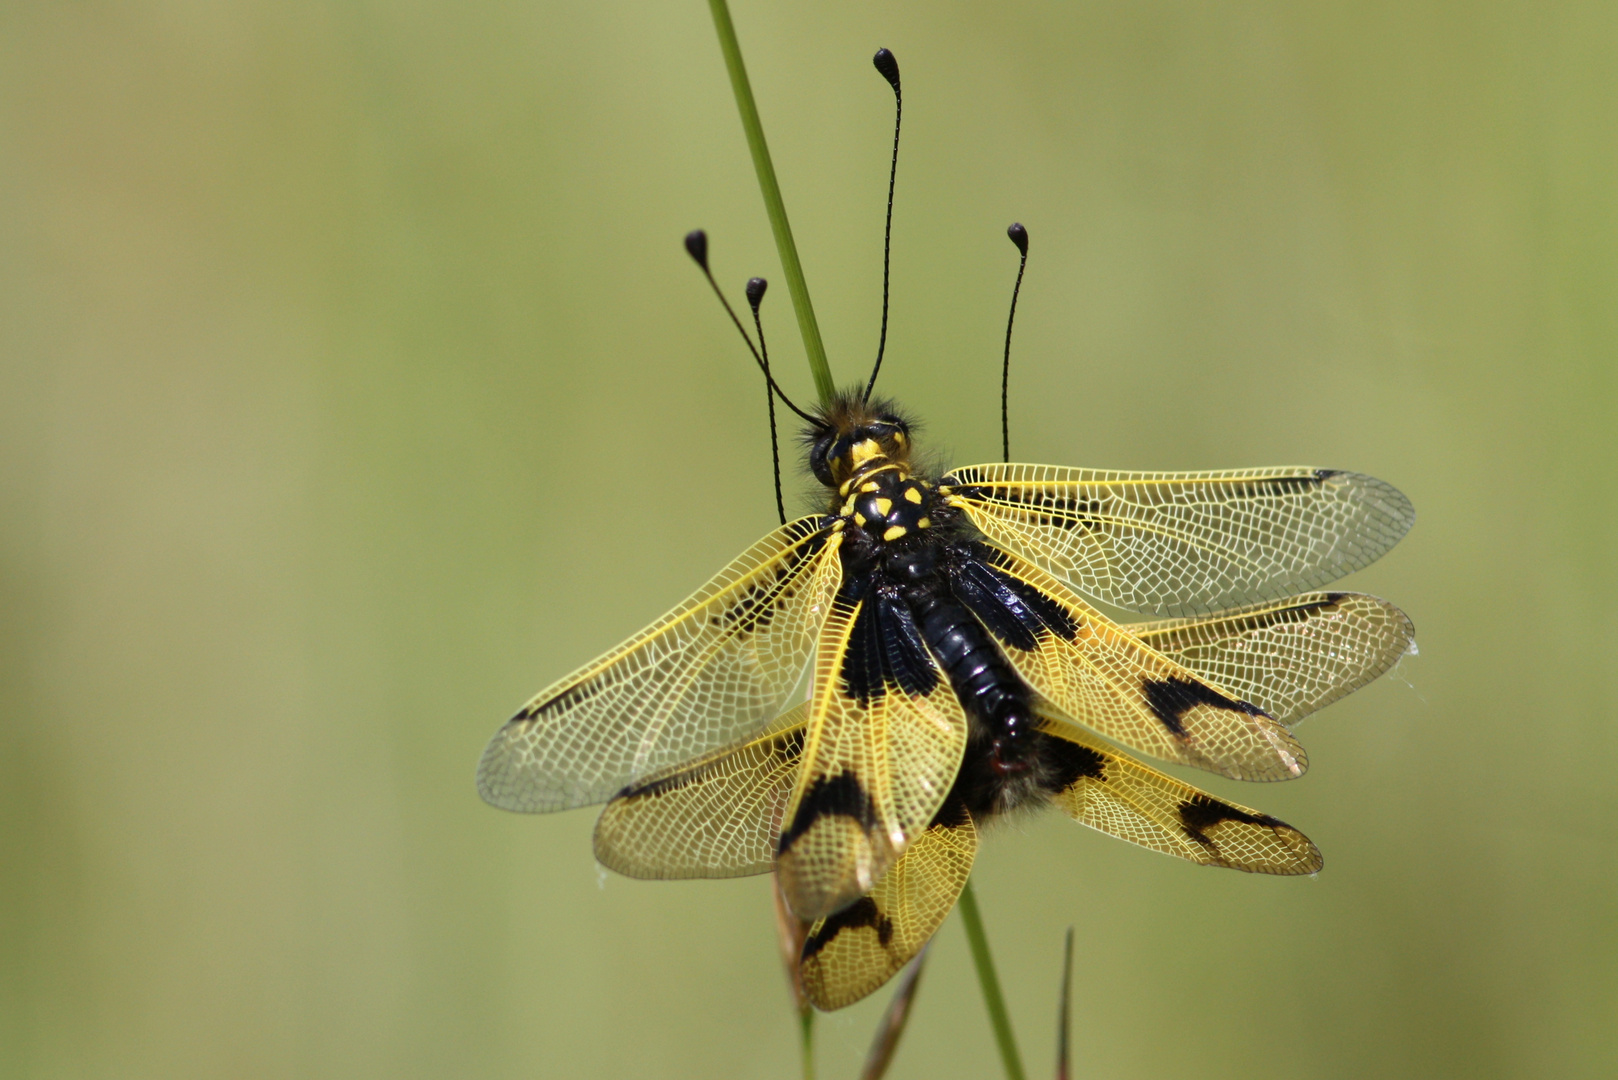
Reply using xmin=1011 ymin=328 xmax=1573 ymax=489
xmin=800 ymin=814 xmax=976 ymax=1011
xmin=478 ymin=517 xmax=841 ymax=813
xmin=942 ymin=464 xmax=1414 ymax=616
xmin=1039 ymin=716 xmax=1322 ymax=874
xmin=592 ymin=705 xmax=807 ymax=879
xmin=1126 ymin=592 xmax=1416 ymax=726
xmin=949 ymin=541 xmax=1306 ymax=781
xmin=774 ymin=586 xmax=970 ymax=922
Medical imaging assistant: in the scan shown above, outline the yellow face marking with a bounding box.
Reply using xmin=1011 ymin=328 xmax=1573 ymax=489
xmin=916 ymin=517 xmax=931 ymax=529
xmin=849 ymin=439 xmax=886 ymax=468
xmin=875 ymin=497 xmax=893 ymax=516
xmin=904 ymin=487 xmax=923 ymax=504
xmin=883 ymin=525 xmax=907 ymax=542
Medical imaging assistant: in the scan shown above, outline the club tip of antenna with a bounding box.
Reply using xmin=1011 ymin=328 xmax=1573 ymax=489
xmin=1007 ymin=222 xmax=1029 ymax=256
xmin=872 ymin=48 xmax=900 ymax=94
xmin=683 ymin=229 xmax=709 ymax=270
xmin=745 ymin=276 xmax=768 ymax=310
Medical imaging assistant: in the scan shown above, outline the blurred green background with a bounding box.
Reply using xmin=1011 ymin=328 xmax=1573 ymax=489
xmin=3 ymin=2 xmax=1614 ymax=1077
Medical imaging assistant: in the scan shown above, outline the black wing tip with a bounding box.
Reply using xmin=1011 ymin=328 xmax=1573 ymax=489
xmin=1179 ymin=796 xmax=1323 ymax=874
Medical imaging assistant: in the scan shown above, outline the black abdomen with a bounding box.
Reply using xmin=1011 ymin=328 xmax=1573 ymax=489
xmin=907 ymin=591 xmax=1029 ymax=745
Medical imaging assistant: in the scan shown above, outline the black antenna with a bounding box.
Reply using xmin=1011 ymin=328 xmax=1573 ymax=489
xmin=1001 ymin=222 xmax=1029 ymax=462
xmin=862 ymin=47 xmax=903 ymax=403
xmin=746 ymin=276 xmax=786 ymax=526
xmin=684 ymin=230 xmax=823 ymax=427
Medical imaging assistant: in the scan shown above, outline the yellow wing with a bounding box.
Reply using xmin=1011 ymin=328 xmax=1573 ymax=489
xmin=774 ymin=585 xmax=969 ymax=922
xmin=477 ymin=517 xmax=841 ymax=813
xmin=592 ymin=705 xmax=807 ymax=879
xmin=941 ymin=464 xmax=1414 ymax=616
xmin=1126 ymin=592 xmax=1416 ymax=726
xmin=1039 ymin=716 xmax=1322 ymax=874
xmin=800 ymin=814 xmax=976 ymax=1011
xmin=948 ymin=540 xmax=1306 ymax=781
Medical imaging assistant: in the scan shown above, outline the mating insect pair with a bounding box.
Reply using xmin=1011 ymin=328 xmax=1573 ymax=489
xmin=476 ymin=48 xmax=1415 ymax=1011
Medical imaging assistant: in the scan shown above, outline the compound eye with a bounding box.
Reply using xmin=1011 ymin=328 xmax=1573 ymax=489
xmin=809 ymin=436 xmax=837 ymax=486
xmin=865 ymin=423 xmax=896 ymax=440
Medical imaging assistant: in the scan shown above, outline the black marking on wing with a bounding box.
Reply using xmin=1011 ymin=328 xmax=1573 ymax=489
xmin=1144 ymin=592 xmax=1353 ymax=643
xmin=1179 ymin=794 xmax=1291 ymax=851
xmin=1043 ymin=737 xmax=1107 ymax=792
xmin=1142 ymin=677 xmax=1267 ymax=737
xmin=778 ymin=770 xmax=878 ymax=854
xmin=525 ymin=523 xmax=832 ymax=720
xmin=720 ymin=533 xmax=826 ymax=637
xmin=841 ymin=589 xmax=939 ymax=703
xmin=928 ymin=795 xmax=973 ymax=831
xmin=951 ymin=485 xmax=1104 ymax=530
xmin=801 ymin=896 xmax=894 ymax=961
xmin=522 ymin=675 xmax=608 ymax=721
xmin=1283 ymin=591 xmax=1347 ymax=612
xmin=1246 ymin=470 xmax=1337 ymax=493
xmin=611 ymin=728 xmax=805 ymax=803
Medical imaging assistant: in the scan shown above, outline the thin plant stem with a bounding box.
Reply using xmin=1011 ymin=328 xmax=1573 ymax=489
xmin=799 ymin=1008 xmax=815 ymax=1080
xmin=957 ymin=878 xmax=1027 ymax=1080
xmin=705 ymin=0 xmax=835 ymax=405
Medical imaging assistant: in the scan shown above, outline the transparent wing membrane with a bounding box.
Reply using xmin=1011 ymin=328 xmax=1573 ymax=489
xmin=774 ymin=592 xmax=969 ymax=922
xmin=1126 ymin=592 xmax=1415 ymax=726
xmin=800 ymin=818 xmax=976 ymax=1011
xmin=478 ymin=518 xmax=841 ymax=813
xmin=967 ymin=543 xmax=1308 ymax=782
xmin=943 ymin=465 xmax=1414 ymax=616
xmin=1039 ymin=718 xmax=1322 ymax=875
xmin=592 ymin=705 xmax=808 ymax=879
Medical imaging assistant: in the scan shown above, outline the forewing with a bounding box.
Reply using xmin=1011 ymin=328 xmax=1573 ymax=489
xmin=800 ymin=816 xmax=976 ymax=1011
xmin=478 ymin=517 xmax=841 ymax=813
xmin=947 ymin=541 xmax=1306 ymax=781
xmin=775 ymin=587 xmax=969 ymax=921
xmin=1127 ymin=592 xmax=1416 ymax=726
xmin=592 ymin=705 xmax=808 ymax=880
xmin=1040 ymin=716 xmax=1321 ymax=874
xmin=942 ymin=464 xmax=1414 ymax=616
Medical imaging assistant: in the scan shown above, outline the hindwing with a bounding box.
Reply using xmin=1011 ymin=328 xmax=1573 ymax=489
xmin=941 ymin=464 xmax=1414 ymax=616
xmin=1126 ymin=592 xmax=1416 ymax=726
xmin=478 ymin=517 xmax=841 ymax=813
xmin=799 ymin=813 xmax=976 ymax=1011
xmin=774 ymin=582 xmax=970 ymax=921
xmin=1037 ymin=715 xmax=1322 ymax=874
xmin=592 ymin=704 xmax=808 ymax=879
xmin=946 ymin=540 xmax=1306 ymax=781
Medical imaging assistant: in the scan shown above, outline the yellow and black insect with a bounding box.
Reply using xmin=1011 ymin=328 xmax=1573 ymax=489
xmin=477 ymin=49 xmax=1414 ymax=1012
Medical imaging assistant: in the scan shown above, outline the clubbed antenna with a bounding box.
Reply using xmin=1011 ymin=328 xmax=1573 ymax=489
xmin=684 ymin=230 xmax=822 ymax=427
xmin=1001 ymin=222 xmax=1029 ymax=462
xmin=746 ymin=276 xmax=787 ymax=526
xmin=863 ymin=47 xmax=903 ymax=403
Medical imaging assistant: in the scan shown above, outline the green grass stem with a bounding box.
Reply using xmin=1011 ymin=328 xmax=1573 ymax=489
xmin=705 ymin=0 xmax=835 ymax=405
xmin=958 ymin=879 xmax=1027 ymax=1080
